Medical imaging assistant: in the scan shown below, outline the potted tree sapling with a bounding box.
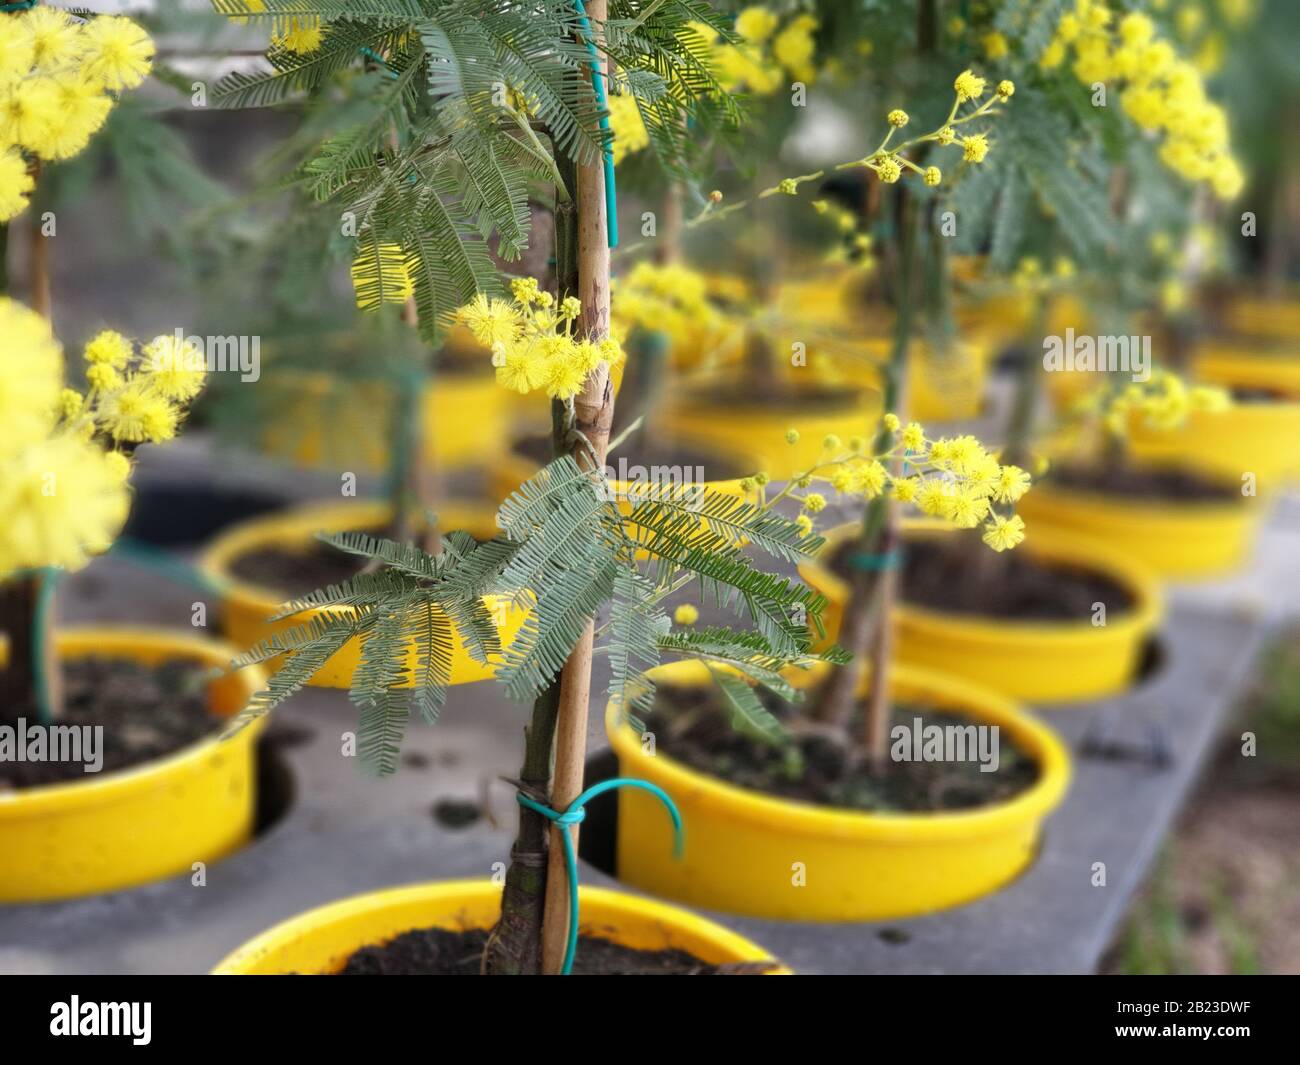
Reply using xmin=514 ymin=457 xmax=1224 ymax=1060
xmin=198 ymin=0 xmax=761 ymax=677
xmin=807 ymin=252 xmax=1166 ymax=705
xmin=209 ymin=0 xmax=840 ymax=976
xmin=610 ymin=59 xmax=1071 ymax=922
xmin=0 ymin=5 xmax=267 ymax=904
xmin=808 ymin=0 xmax=1255 ymax=700
xmin=0 ymin=305 xmax=268 ymax=904
xmin=975 ymin=3 xmax=1268 ymax=580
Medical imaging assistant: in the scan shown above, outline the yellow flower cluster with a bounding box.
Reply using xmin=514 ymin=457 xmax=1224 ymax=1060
xmin=0 ymin=8 xmax=153 ymax=221
xmin=685 ymin=7 xmax=819 ymax=95
xmin=607 ymin=93 xmax=649 ymax=166
xmin=1039 ymin=1 xmax=1243 ymax=198
xmin=837 ymin=70 xmax=1012 ymax=188
xmin=776 ymin=419 xmax=1031 ymax=553
xmin=1076 ymin=369 xmax=1231 ymax=437
xmin=456 ymin=278 xmax=624 ymax=401
xmin=0 ymin=300 xmax=205 ymax=578
xmin=611 ymin=261 xmax=726 ymax=355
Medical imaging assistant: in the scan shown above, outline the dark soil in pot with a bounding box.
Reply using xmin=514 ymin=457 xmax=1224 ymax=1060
xmin=229 ymin=537 xmax=372 ymax=598
xmin=338 ymin=925 xmax=772 ymax=975
xmin=830 ymin=536 xmax=1135 ymax=622
xmin=644 ymin=685 xmax=1039 ymax=814
xmin=1047 ymin=463 xmax=1240 ymax=503
xmin=0 ymin=658 xmax=218 ymax=790
xmin=1230 ymin=387 xmax=1293 ymax=403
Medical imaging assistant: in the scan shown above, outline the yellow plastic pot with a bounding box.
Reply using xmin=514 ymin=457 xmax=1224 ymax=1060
xmin=212 ymin=879 xmax=785 ymax=974
xmin=0 ymin=627 xmax=266 ymax=902
xmin=825 ymin=336 xmax=992 ymax=422
xmin=198 ymin=499 xmax=526 ymax=688
xmin=608 ymin=659 xmax=1070 ymax=921
xmin=1193 ymin=341 xmax=1300 ymax=399
xmin=1017 ymin=473 xmax=1262 ymax=580
xmin=1125 ymin=343 xmax=1300 ymax=488
xmin=256 ymin=368 xmax=508 ymax=471
xmin=1128 ymin=399 xmax=1300 ymax=488
xmin=801 ymin=523 xmax=1164 ymax=703
xmin=663 ymin=385 xmax=879 ymax=480
xmin=1221 ymin=294 xmax=1300 ymax=342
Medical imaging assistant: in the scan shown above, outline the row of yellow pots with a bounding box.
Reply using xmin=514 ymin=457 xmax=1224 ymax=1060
xmin=206 ymin=295 xmax=1300 ymax=957
xmin=0 ymin=630 xmax=786 ymax=972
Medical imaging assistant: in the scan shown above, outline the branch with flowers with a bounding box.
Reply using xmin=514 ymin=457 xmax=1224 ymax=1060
xmin=676 ymin=68 xmax=1014 ymax=241
xmin=0 ymin=301 xmax=208 ymax=725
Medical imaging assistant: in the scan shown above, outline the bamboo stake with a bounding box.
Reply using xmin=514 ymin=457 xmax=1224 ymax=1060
xmin=539 ymin=0 xmax=614 ymax=976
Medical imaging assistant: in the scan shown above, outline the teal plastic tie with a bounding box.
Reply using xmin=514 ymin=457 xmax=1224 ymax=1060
xmin=516 ymin=776 xmax=682 ymax=975
xmin=847 ymin=547 xmax=904 ymax=571
xmin=31 ymin=567 xmax=60 ymax=726
xmin=0 ymin=2 xmax=37 ymax=12
xmin=358 ymin=46 xmax=399 ymax=80
xmin=109 ymin=537 xmax=228 ymax=597
xmin=572 ymin=0 xmax=619 ymax=248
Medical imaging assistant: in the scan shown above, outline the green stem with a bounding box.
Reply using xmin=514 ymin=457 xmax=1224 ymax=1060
xmin=1003 ymin=297 xmax=1049 ymax=469
xmin=810 ymin=191 xmax=919 ymax=736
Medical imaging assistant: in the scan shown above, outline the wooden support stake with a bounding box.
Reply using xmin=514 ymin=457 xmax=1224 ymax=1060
xmin=539 ymin=0 xmax=614 ymax=976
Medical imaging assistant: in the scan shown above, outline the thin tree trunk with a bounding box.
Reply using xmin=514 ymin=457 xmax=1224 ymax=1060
xmin=1001 ymin=296 xmax=1049 ymax=470
xmin=481 ymin=682 xmax=561 ymax=973
xmin=28 ymin=166 xmax=51 ymax=320
xmin=481 ymin=142 xmax=583 ymax=976
xmin=810 ymin=192 xmax=919 ymax=762
xmin=392 ymin=299 xmax=443 ymax=554
xmin=540 ymin=0 xmax=615 ymax=974
xmin=0 ymin=578 xmax=43 ymax=726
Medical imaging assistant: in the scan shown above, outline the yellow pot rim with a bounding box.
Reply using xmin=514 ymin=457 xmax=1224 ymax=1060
xmin=198 ymin=497 xmax=501 ymax=622
xmin=0 ymin=626 xmax=267 ymax=819
xmin=801 ymin=521 xmax=1164 ymax=649
xmin=211 ymin=878 xmax=784 ymax=974
xmin=1027 ymin=473 xmax=1259 ymax=520
xmin=607 ymin=659 xmax=1071 ymax=841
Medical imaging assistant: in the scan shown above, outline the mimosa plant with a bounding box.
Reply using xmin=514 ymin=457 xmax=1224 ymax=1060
xmin=0 ymin=300 xmax=209 ymax=725
xmin=0 ymin=8 xmax=210 ymax=726
xmin=946 ymin=0 xmax=1246 ymax=470
xmin=207 ymin=0 xmax=845 ymax=976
